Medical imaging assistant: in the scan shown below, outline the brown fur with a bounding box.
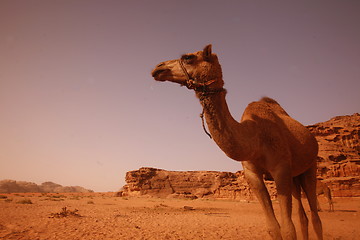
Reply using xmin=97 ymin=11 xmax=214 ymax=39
xmin=151 ymin=45 xmax=323 ymax=240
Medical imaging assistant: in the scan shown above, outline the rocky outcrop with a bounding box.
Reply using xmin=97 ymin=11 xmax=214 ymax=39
xmin=120 ymin=113 xmax=360 ymax=199
xmin=308 ymin=113 xmax=360 ymax=197
xmin=0 ymin=180 xmax=93 ymax=193
xmin=307 ymin=113 xmax=360 ymax=167
xmin=119 ymin=167 xmax=276 ymax=200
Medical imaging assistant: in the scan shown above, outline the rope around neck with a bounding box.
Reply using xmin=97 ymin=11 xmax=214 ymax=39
xmin=200 ymin=108 xmax=212 ymax=139
xmin=178 ymin=59 xmax=225 ymax=139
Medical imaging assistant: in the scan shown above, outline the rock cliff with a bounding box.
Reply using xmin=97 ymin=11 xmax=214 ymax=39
xmin=120 ymin=167 xmax=276 ymax=200
xmin=120 ymin=113 xmax=360 ymax=199
xmin=307 ymin=113 xmax=360 ymax=197
xmin=0 ymin=180 xmax=93 ymax=193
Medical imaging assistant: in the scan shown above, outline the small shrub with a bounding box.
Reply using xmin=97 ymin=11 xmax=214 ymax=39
xmin=49 ymin=207 xmax=81 ymax=218
xmin=17 ymin=199 xmax=33 ymax=204
xmin=42 ymin=195 xmax=66 ymax=201
xmin=87 ymin=200 xmax=95 ymax=204
xmin=51 ymin=195 xmax=66 ymax=199
xmin=0 ymin=195 xmax=8 ymax=199
xmin=47 ymin=197 xmax=64 ymax=201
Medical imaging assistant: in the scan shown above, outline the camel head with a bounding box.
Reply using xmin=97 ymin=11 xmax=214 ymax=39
xmin=151 ymin=44 xmax=224 ymax=90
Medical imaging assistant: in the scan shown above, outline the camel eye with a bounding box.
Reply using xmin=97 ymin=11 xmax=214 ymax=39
xmin=181 ymin=54 xmax=196 ymax=62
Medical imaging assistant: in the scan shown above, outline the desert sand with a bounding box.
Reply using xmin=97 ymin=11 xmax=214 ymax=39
xmin=0 ymin=193 xmax=359 ymax=240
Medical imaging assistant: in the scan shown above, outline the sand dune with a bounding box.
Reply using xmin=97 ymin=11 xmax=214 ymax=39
xmin=0 ymin=193 xmax=359 ymax=239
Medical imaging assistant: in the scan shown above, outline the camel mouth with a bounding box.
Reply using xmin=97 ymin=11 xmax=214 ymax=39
xmin=152 ymin=69 xmax=169 ymax=81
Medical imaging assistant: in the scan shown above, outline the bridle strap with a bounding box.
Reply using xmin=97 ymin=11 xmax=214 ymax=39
xmin=178 ymin=59 xmax=192 ymax=86
xmin=177 ymin=59 xmax=223 ymax=93
xmin=177 ymin=59 xmax=226 ymax=139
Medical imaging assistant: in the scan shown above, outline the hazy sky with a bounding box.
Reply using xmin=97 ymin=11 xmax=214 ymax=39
xmin=1 ymin=0 xmax=359 ymax=192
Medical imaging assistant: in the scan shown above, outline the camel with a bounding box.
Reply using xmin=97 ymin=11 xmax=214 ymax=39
xmin=316 ymin=179 xmax=334 ymax=212
xmin=151 ymin=44 xmax=323 ymax=240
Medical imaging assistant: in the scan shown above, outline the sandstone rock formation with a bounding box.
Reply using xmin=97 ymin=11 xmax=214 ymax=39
xmin=308 ymin=113 xmax=360 ymax=197
xmin=0 ymin=180 xmax=93 ymax=193
xmin=120 ymin=113 xmax=359 ymax=199
xmin=119 ymin=167 xmax=276 ymax=200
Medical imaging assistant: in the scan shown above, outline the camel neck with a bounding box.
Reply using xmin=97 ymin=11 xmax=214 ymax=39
xmin=198 ymin=91 xmax=256 ymax=161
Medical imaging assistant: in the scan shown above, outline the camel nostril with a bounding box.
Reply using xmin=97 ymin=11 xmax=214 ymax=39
xmin=157 ymin=63 xmax=165 ymax=68
xmin=152 ymin=69 xmax=165 ymax=77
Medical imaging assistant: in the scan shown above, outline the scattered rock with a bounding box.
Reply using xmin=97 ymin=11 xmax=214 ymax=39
xmin=183 ymin=206 xmax=194 ymax=211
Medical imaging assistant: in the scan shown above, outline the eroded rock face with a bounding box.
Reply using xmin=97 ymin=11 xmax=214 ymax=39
xmin=307 ymin=113 xmax=360 ymax=167
xmin=120 ymin=168 xmax=276 ymax=200
xmin=307 ymin=113 xmax=360 ymax=197
xmin=120 ymin=113 xmax=360 ymax=199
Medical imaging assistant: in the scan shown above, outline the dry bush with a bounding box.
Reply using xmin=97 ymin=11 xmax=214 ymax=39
xmin=49 ymin=207 xmax=82 ymax=218
xmin=17 ymin=199 xmax=33 ymax=204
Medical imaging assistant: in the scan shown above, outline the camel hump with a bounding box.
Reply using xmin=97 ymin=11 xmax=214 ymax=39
xmin=260 ymin=97 xmax=280 ymax=105
xmin=260 ymin=97 xmax=290 ymax=116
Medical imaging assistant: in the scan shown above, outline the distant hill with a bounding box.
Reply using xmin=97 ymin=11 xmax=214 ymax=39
xmin=0 ymin=180 xmax=93 ymax=193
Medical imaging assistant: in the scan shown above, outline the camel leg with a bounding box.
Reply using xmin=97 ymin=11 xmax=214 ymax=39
xmin=324 ymin=187 xmax=334 ymax=212
xmin=300 ymin=164 xmax=323 ymax=240
xmin=329 ymin=200 xmax=334 ymax=212
xmin=292 ymin=176 xmax=309 ymax=240
xmin=328 ymin=196 xmax=334 ymax=212
xmin=244 ymin=167 xmax=282 ymax=240
xmin=272 ymin=168 xmax=297 ymax=240
xmin=316 ymin=197 xmax=322 ymax=212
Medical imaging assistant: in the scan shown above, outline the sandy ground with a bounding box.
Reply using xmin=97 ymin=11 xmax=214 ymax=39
xmin=0 ymin=193 xmax=359 ymax=240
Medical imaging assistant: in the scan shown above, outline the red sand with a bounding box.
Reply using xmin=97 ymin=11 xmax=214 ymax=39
xmin=0 ymin=193 xmax=359 ymax=239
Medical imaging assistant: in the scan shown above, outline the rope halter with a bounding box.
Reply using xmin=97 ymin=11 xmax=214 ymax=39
xmin=177 ymin=59 xmax=223 ymax=93
xmin=177 ymin=59 xmax=226 ymax=139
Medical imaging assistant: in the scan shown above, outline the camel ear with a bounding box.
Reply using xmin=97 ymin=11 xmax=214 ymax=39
xmin=203 ymin=44 xmax=212 ymax=61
